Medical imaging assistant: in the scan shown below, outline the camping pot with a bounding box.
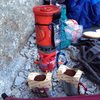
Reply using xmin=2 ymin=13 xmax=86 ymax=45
xmin=33 ymin=5 xmax=60 ymax=48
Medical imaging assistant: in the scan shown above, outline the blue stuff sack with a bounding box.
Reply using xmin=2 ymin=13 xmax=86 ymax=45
xmin=66 ymin=0 xmax=100 ymax=28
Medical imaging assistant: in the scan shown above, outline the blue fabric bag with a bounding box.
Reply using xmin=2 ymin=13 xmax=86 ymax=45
xmin=66 ymin=0 xmax=100 ymax=28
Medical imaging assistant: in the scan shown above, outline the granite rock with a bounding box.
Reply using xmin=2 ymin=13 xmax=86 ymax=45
xmin=0 ymin=0 xmax=43 ymax=68
xmin=0 ymin=0 xmax=43 ymax=97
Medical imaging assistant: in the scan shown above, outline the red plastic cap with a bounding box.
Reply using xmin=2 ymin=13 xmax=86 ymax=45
xmin=33 ymin=5 xmax=60 ymax=16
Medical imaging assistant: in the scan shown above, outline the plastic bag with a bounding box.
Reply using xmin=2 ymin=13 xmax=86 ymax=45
xmin=64 ymin=20 xmax=83 ymax=43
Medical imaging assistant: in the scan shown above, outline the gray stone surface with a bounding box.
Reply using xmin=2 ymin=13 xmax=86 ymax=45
xmin=14 ymin=76 xmax=26 ymax=86
xmin=0 ymin=54 xmax=27 ymax=97
xmin=0 ymin=0 xmax=43 ymax=68
xmin=0 ymin=31 xmax=39 ymax=98
xmin=0 ymin=0 xmax=43 ymax=98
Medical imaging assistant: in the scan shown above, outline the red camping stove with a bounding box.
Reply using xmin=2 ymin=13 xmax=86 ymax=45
xmin=38 ymin=50 xmax=56 ymax=72
xmin=33 ymin=5 xmax=60 ymax=72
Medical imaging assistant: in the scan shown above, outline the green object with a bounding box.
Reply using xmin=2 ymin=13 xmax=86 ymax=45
xmin=57 ymin=5 xmax=71 ymax=50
